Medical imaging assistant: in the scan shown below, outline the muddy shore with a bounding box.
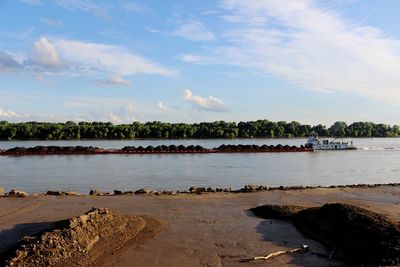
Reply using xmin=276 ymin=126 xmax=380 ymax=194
xmin=1 ymin=185 xmax=400 ymax=266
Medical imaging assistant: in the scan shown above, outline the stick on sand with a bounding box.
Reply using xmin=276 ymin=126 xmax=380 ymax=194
xmin=240 ymin=244 xmax=309 ymax=262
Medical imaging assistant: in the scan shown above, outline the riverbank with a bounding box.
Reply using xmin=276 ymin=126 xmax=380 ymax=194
xmin=1 ymin=185 xmax=399 ymax=266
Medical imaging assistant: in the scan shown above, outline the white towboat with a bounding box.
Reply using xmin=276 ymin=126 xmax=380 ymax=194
xmin=305 ymin=134 xmax=356 ymax=150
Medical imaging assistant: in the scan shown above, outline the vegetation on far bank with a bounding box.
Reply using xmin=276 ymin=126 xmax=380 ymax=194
xmin=0 ymin=120 xmax=399 ymax=140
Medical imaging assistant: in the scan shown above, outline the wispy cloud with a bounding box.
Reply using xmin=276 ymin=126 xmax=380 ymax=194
xmin=98 ymin=74 xmax=131 ymax=86
xmin=53 ymin=38 xmax=177 ymax=78
xmin=54 ymin=0 xmax=110 ymax=18
xmin=0 ymin=37 xmax=176 ymax=83
xmin=182 ymin=0 xmax=400 ymax=105
xmin=20 ymin=0 xmax=41 ymax=5
xmin=182 ymin=89 xmax=228 ymax=112
xmin=171 ymin=21 xmax=217 ymax=41
xmin=122 ymin=1 xmax=150 ymax=13
xmin=41 ymin=17 xmax=64 ymax=27
xmin=156 ymin=100 xmax=168 ymax=111
xmin=178 ymin=54 xmax=213 ymax=63
xmin=0 ymin=107 xmax=22 ymax=118
xmin=0 ymin=51 xmax=21 ymax=71
xmin=64 ymin=97 xmax=137 ymax=123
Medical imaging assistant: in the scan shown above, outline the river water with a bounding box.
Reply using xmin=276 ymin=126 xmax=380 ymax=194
xmin=0 ymin=138 xmax=399 ymax=193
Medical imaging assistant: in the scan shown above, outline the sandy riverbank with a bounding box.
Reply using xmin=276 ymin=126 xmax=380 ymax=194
xmin=1 ymin=186 xmax=400 ymax=266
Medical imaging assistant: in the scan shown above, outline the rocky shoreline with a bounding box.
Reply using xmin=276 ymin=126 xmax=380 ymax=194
xmin=2 ymin=182 xmax=400 ymax=198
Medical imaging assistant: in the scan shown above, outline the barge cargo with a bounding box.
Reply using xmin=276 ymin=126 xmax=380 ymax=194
xmin=0 ymin=144 xmax=313 ymax=156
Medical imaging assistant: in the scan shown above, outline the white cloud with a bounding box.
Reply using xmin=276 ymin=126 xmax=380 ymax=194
xmin=0 ymin=108 xmax=21 ymax=118
xmin=108 ymin=113 xmax=123 ymax=124
xmin=178 ymin=54 xmax=211 ymax=63
xmin=0 ymin=51 xmax=21 ymax=71
xmin=122 ymin=1 xmax=149 ymax=13
xmin=156 ymin=101 xmax=168 ymax=111
xmin=20 ymin=0 xmax=41 ymax=5
xmin=53 ymin=38 xmax=176 ymax=77
xmin=0 ymin=96 xmax=139 ymax=123
xmin=172 ymin=21 xmax=217 ymax=41
xmin=41 ymin=17 xmax=64 ymax=27
xmin=182 ymin=89 xmax=228 ymax=112
xmin=64 ymin=97 xmax=137 ymax=123
xmin=64 ymin=97 xmax=135 ymax=109
xmin=99 ymin=74 xmax=131 ymax=86
xmin=4 ymin=37 xmax=175 ymax=80
xmin=54 ymin=0 xmax=110 ymax=18
xmin=29 ymin=37 xmax=67 ymax=70
xmin=182 ymin=0 xmax=400 ymax=106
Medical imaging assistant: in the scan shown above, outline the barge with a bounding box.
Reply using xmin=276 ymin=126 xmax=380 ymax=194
xmin=0 ymin=144 xmax=313 ymax=156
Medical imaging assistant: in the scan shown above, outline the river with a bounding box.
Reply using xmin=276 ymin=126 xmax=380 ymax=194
xmin=0 ymin=138 xmax=399 ymax=193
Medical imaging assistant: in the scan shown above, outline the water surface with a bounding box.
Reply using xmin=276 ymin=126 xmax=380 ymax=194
xmin=0 ymin=138 xmax=399 ymax=193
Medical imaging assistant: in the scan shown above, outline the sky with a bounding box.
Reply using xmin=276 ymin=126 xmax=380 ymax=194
xmin=1 ymin=0 xmax=400 ymax=125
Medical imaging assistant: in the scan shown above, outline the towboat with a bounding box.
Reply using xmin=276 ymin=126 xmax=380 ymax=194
xmin=305 ymin=134 xmax=356 ymax=150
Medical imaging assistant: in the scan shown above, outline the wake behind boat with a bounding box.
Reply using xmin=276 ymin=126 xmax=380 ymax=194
xmin=305 ymin=134 xmax=356 ymax=150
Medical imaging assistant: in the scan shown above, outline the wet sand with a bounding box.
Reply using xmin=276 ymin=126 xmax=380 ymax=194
xmin=1 ymin=186 xmax=400 ymax=266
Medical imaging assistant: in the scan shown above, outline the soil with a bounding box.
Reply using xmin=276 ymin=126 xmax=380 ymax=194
xmin=250 ymin=205 xmax=306 ymax=219
xmin=1 ymin=186 xmax=400 ymax=266
xmin=251 ymin=203 xmax=400 ymax=266
xmin=2 ymin=207 xmax=161 ymax=267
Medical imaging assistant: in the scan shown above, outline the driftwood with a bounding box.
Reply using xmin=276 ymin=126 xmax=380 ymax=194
xmin=240 ymin=244 xmax=309 ymax=262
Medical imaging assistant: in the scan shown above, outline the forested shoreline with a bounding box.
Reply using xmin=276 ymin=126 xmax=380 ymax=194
xmin=0 ymin=120 xmax=399 ymax=140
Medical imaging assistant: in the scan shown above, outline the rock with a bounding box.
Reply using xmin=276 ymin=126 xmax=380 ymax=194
xmin=46 ymin=191 xmax=62 ymax=196
xmin=216 ymin=188 xmax=223 ymax=192
xmin=189 ymin=186 xmax=207 ymax=193
xmin=8 ymin=189 xmax=29 ymax=197
xmin=113 ymin=190 xmax=122 ymax=195
xmin=244 ymin=184 xmax=258 ymax=192
xmin=206 ymin=187 xmax=215 ymax=192
xmin=189 ymin=186 xmax=197 ymax=193
xmin=223 ymin=188 xmax=231 ymax=192
xmin=123 ymin=191 xmax=133 ymax=195
xmin=196 ymin=187 xmax=206 ymax=194
xmin=89 ymin=190 xmax=107 ymax=196
xmin=134 ymin=188 xmax=150 ymax=194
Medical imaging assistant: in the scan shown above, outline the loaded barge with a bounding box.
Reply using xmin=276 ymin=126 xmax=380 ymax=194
xmin=0 ymin=144 xmax=313 ymax=156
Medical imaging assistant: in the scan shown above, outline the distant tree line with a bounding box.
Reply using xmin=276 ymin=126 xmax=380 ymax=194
xmin=0 ymin=120 xmax=399 ymax=140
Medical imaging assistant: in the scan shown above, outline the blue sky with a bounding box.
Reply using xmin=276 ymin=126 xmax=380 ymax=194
xmin=1 ymin=0 xmax=400 ymax=125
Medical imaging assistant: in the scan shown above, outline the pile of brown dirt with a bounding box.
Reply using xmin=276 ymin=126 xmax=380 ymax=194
xmin=3 ymin=207 xmax=160 ymax=267
xmin=251 ymin=203 xmax=400 ymax=266
xmin=250 ymin=204 xmax=305 ymax=219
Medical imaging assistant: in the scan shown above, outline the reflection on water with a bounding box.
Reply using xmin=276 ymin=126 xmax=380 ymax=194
xmin=0 ymin=138 xmax=399 ymax=193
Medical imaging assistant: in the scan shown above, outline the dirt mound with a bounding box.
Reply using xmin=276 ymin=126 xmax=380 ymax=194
xmin=3 ymin=207 xmax=160 ymax=267
xmin=250 ymin=204 xmax=305 ymax=219
xmin=251 ymin=203 xmax=400 ymax=266
xmin=294 ymin=203 xmax=400 ymax=266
